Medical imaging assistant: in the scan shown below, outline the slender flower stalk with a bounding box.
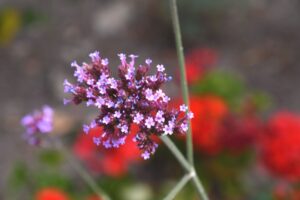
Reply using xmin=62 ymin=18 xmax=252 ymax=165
xmin=163 ymin=173 xmax=192 ymax=200
xmin=48 ymin=136 xmax=111 ymax=200
xmin=167 ymin=0 xmax=210 ymax=199
xmin=169 ymin=0 xmax=193 ymax=165
xmin=161 ymin=136 xmax=208 ymax=200
xmin=160 ymin=136 xmax=190 ymax=172
xmin=191 ymin=172 xmax=208 ymax=200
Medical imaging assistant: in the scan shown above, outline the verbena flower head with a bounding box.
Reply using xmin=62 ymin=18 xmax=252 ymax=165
xmin=64 ymin=51 xmax=192 ymax=159
xmin=21 ymin=105 xmax=54 ymax=145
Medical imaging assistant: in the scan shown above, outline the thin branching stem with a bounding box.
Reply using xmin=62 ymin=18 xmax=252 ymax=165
xmin=168 ymin=0 xmax=210 ymax=199
xmin=48 ymin=136 xmax=110 ymax=200
xmin=163 ymin=174 xmax=192 ymax=200
xmin=191 ymin=171 xmax=209 ymax=200
xmin=161 ymin=136 xmax=209 ymax=200
xmin=160 ymin=136 xmax=191 ymax=172
xmin=169 ymin=0 xmax=193 ymax=166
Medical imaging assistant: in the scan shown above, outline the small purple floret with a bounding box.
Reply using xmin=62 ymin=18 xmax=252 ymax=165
xmin=93 ymin=136 xmax=101 ymax=146
xmin=83 ymin=124 xmax=90 ymax=134
xmin=187 ymin=111 xmax=194 ymax=119
xmin=21 ymin=105 xmax=54 ymax=145
xmin=89 ymin=51 xmax=100 ymax=62
xmin=156 ymin=64 xmax=165 ymax=72
xmin=180 ymin=104 xmax=188 ymax=112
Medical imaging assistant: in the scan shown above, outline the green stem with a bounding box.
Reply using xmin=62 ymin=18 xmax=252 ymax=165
xmin=161 ymin=136 xmax=209 ymax=200
xmin=49 ymin=136 xmax=110 ymax=200
xmin=191 ymin=171 xmax=209 ymax=200
xmin=163 ymin=174 xmax=192 ymax=200
xmin=169 ymin=0 xmax=193 ymax=166
xmin=160 ymin=136 xmax=191 ymax=172
xmin=168 ymin=0 xmax=210 ymax=199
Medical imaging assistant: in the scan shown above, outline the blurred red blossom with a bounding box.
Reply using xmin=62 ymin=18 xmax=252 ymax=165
xmin=174 ymin=95 xmax=264 ymax=156
xmin=219 ymin=114 xmax=262 ymax=153
xmin=190 ymin=95 xmax=228 ymax=155
xmin=173 ymin=95 xmax=227 ymax=154
xmin=273 ymin=183 xmax=300 ymax=200
xmin=184 ymin=48 xmax=218 ymax=85
xmin=73 ymin=126 xmax=141 ymax=177
xmin=35 ymin=187 xmax=69 ymax=200
xmin=260 ymin=112 xmax=300 ymax=182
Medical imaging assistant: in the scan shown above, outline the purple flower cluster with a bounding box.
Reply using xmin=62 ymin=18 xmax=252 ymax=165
xmin=64 ymin=51 xmax=193 ymax=159
xmin=21 ymin=105 xmax=54 ymax=145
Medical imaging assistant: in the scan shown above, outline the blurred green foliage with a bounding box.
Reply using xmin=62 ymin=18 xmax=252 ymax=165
xmin=191 ymin=71 xmax=246 ymax=108
xmin=8 ymin=162 xmax=29 ymax=189
xmin=38 ymin=149 xmax=63 ymax=167
xmin=0 ymin=7 xmax=46 ymax=46
xmin=250 ymin=91 xmax=273 ymax=112
xmin=191 ymin=70 xmax=272 ymax=114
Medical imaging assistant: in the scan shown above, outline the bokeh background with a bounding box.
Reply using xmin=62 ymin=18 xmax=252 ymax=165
xmin=1 ymin=0 xmax=300 ymax=199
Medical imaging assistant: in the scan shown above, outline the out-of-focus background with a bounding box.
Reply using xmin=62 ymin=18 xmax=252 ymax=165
xmin=1 ymin=0 xmax=300 ymax=199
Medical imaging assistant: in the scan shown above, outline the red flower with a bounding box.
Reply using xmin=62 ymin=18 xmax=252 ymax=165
xmin=73 ymin=126 xmax=141 ymax=177
xmin=190 ymin=95 xmax=228 ymax=155
xmin=219 ymin=114 xmax=262 ymax=153
xmin=184 ymin=48 xmax=218 ymax=85
xmin=173 ymin=95 xmax=227 ymax=155
xmin=260 ymin=112 xmax=300 ymax=182
xmin=35 ymin=188 xmax=69 ymax=200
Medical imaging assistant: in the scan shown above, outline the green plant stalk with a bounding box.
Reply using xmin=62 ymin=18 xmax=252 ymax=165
xmin=160 ymin=136 xmax=191 ymax=172
xmin=161 ymin=136 xmax=209 ymax=200
xmin=49 ymin=136 xmax=110 ymax=200
xmin=168 ymin=0 xmax=210 ymax=199
xmin=163 ymin=174 xmax=192 ymax=200
xmin=191 ymin=172 xmax=209 ymax=200
xmin=169 ymin=0 xmax=193 ymax=166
